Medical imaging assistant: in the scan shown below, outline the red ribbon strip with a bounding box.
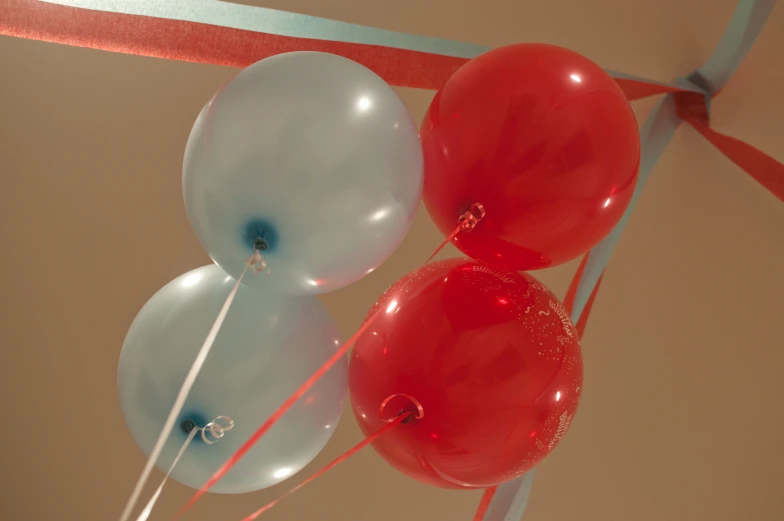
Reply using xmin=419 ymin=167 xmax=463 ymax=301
xmin=674 ymin=92 xmax=784 ymax=202
xmin=1 ymin=0 xmax=690 ymax=100
xmin=615 ymin=79 xmax=687 ymax=102
xmin=472 ymin=486 xmax=498 ymax=521
xmin=4 ymin=2 xmax=781 ymax=189
xmin=0 ymin=0 xmax=466 ymax=90
xmin=240 ymin=413 xmax=410 ymax=521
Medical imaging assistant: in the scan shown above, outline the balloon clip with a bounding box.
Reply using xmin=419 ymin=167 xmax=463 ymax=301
xmin=379 ymin=394 xmax=424 ymax=424
xmin=248 ymin=249 xmax=271 ymax=275
xmin=458 ymin=202 xmax=486 ymax=231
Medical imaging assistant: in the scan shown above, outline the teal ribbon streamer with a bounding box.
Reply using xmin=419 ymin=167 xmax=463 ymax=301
xmin=480 ymin=95 xmax=683 ymax=521
xmin=571 ymin=0 xmax=776 ymax=324
xmin=485 ymin=1 xmax=777 ymax=520
xmin=688 ymin=0 xmax=778 ymax=94
xmin=39 ymin=0 xmax=490 ymax=58
xmin=569 ymin=94 xmax=684 ymax=324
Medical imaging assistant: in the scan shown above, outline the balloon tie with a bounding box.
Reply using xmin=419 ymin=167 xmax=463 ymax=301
xmin=458 ymin=202 xmax=486 ymax=231
xmin=378 ymin=393 xmax=425 ymax=424
xmin=117 ymin=254 xmax=259 ymax=521
xmin=133 ymin=416 xmax=234 ymax=521
xmin=249 ymin=248 xmax=271 ymax=275
xmin=425 ymin=202 xmax=485 ymax=264
xmin=238 ymin=411 xmax=412 ymax=521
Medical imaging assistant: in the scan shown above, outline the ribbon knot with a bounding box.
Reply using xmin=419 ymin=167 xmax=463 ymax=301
xmin=673 ymin=90 xmax=711 ymax=126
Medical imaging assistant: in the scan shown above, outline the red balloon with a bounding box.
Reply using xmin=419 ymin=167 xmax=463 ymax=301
xmin=349 ymin=259 xmax=583 ymax=489
xmin=421 ymin=43 xmax=640 ymax=270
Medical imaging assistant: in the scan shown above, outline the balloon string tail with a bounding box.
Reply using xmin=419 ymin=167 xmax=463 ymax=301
xmin=134 ymin=416 xmax=234 ymax=521
xmin=117 ymin=253 xmax=259 ymax=521
xmin=240 ymin=412 xmax=412 ymax=521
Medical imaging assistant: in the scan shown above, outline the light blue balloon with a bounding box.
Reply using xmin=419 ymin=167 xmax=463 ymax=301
xmin=183 ymin=51 xmax=424 ymax=296
xmin=118 ymin=264 xmax=348 ymax=493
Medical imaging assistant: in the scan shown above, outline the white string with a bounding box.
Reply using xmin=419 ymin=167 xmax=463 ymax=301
xmin=134 ymin=428 xmax=198 ymax=521
xmin=118 ymin=255 xmax=261 ymax=521
xmin=134 ymin=416 xmax=235 ymax=521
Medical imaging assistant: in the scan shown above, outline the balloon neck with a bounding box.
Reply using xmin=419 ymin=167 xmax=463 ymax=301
xmin=179 ymin=413 xmax=236 ymax=444
xmin=179 ymin=411 xmax=208 ymax=440
xmin=242 ymin=218 xmax=279 ymax=253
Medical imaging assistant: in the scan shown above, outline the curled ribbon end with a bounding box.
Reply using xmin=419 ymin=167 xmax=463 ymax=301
xmin=378 ymin=393 xmax=425 ymax=423
xmin=248 ymin=251 xmax=271 ymax=275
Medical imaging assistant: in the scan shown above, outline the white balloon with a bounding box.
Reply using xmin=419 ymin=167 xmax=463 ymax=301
xmin=118 ymin=264 xmax=347 ymax=493
xmin=183 ymin=52 xmax=423 ymax=295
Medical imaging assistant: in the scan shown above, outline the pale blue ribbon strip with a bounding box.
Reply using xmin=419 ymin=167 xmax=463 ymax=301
xmin=485 ymin=1 xmax=778 ymax=520
xmin=482 ymin=470 xmax=536 ymax=521
xmin=569 ymin=94 xmax=683 ymax=322
xmin=571 ymin=0 xmax=777 ymax=324
xmin=39 ymin=0 xmax=490 ymax=58
xmin=688 ymin=0 xmax=778 ymax=94
xmin=480 ymin=95 xmax=683 ymax=521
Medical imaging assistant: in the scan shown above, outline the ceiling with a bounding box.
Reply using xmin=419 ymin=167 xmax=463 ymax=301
xmin=1 ymin=1 xmax=783 ymax=520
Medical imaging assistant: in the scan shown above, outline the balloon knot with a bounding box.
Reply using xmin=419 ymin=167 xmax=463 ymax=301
xmin=458 ymin=202 xmax=486 ymax=231
xmin=248 ymin=250 xmax=270 ymax=275
xmin=673 ymin=91 xmax=710 ymax=126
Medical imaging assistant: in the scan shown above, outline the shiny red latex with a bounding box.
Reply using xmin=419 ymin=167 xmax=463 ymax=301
xmin=421 ymin=43 xmax=641 ymax=270
xmin=348 ymin=259 xmax=583 ymax=489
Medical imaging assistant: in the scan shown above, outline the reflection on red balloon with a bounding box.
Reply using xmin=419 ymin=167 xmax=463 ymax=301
xmin=349 ymin=259 xmax=583 ymax=489
xmin=421 ymin=43 xmax=640 ymax=270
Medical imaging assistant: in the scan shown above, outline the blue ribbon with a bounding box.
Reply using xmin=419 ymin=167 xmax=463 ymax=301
xmin=572 ymin=0 xmax=776 ymax=327
xmin=485 ymin=1 xmax=777 ymax=520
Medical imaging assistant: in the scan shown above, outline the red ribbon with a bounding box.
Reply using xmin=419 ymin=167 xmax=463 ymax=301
xmin=239 ymin=413 xmax=410 ymax=521
xmin=614 ymin=79 xmax=686 ymax=102
xmin=674 ymin=91 xmax=784 ymax=202
xmin=0 ymin=0 xmax=468 ymax=90
xmin=471 ymin=486 xmax=499 ymax=521
xmin=0 ymin=0 xmax=704 ymax=101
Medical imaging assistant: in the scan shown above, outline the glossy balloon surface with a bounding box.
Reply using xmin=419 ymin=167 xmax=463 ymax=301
xmin=118 ymin=265 xmax=347 ymax=493
xmin=183 ymin=51 xmax=423 ymax=295
xmin=421 ymin=43 xmax=640 ymax=270
xmin=349 ymin=259 xmax=582 ymax=488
